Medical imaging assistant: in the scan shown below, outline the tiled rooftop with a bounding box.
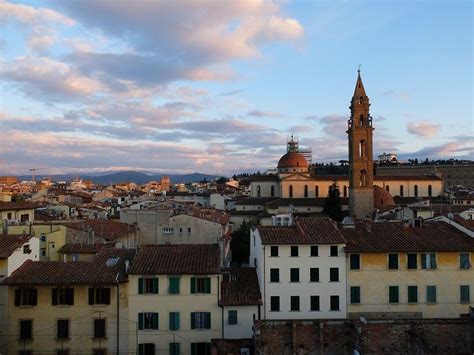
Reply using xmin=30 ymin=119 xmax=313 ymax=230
xmin=129 ymin=244 xmax=221 ymax=275
xmin=221 ymin=268 xmax=262 ymax=306
xmin=65 ymin=219 xmax=135 ymax=241
xmin=0 ymin=234 xmax=32 ymax=259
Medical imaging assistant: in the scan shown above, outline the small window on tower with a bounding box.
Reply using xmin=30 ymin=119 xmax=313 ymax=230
xmin=360 ymin=170 xmax=367 ymax=187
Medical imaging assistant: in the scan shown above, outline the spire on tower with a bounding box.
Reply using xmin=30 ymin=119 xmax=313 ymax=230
xmin=353 ymin=67 xmax=367 ymax=98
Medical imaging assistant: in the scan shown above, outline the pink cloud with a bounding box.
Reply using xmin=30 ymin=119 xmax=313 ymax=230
xmin=406 ymin=121 xmax=441 ymax=138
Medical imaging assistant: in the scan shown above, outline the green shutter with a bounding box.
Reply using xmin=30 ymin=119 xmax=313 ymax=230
xmin=138 ymin=343 xmax=144 ymax=355
xmin=169 ymin=312 xmax=180 ymax=330
xmin=153 ymin=278 xmax=159 ymax=294
xmin=206 ymin=312 xmax=211 ymax=329
xmin=138 ymin=278 xmax=144 ymax=294
xmin=169 ymin=277 xmax=180 ymax=294
xmin=153 ymin=313 xmax=159 ymax=329
xmin=138 ymin=313 xmax=144 ymax=330
xmin=190 ymin=312 xmax=196 ymax=329
xmin=205 ymin=277 xmax=211 ymax=293
xmin=191 ymin=277 xmax=196 ymax=294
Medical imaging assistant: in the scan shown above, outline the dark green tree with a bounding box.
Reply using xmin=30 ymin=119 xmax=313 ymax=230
xmin=323 ymin=182 xmax=344 ymax=222
xmin=230 ymin=220 xmax=252 ymax=265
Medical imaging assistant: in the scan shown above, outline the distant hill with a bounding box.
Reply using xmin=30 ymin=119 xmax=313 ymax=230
xmin=16 ymin=171 xmax=221 ymax=185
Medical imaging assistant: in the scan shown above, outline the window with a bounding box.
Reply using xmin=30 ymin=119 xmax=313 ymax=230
xmin=304 ymin=185 xmax=308 ymax=198
xmin=400 ymin=185 xmax=404 ymax=197
xmin=138 ymin=278 xmax=159 ymax=294
xmin=310 ymin=245 xmax=319 ymax=256
xmin=139 ymin=313 xmax=159 ymax=330
xmin=315 ymin=185 xmax=319 ymax=197
xmin=310 ymin=268 xmax=319 ymax=282
xmin=254 ymin=258 xmax=257 ymax=267
xmin=350 ymin=287 xmax=361 ymax=304
xmin=290 ymin=268 xmax=300 ymax=282
xmin=94 ymin=318 xmax=106 ymax=337
xmin=289 ymin=185 xmax=293 ymax=198
xmin=56 ymin=351 xmax=69 ymax=355
xmin=138 ymin=343 xmax=156 ymax=355
xmin=330 ymin=296 xmax=340 ymax=311
xmin=360 ymin=170 xmax=367 ymax=187
xmin=388 ymin=254 xmax=399 ymax=270
xmin=168 ymin=277 xmax=180 ymax=294
xmin=460 ymin=285 xmax=470 ymax=303
xmin=330 ymin=245 xmax=338 ymax=257
xmin=93 ymin=350 xmax=107 ymax=355
xmin=57 ymin=319 xmax=69 ymax=339
xmin=270 ymin=269 xmax=280 ymax=282
xmin=52 ymin=288 xmax=74 ymax=305
xmin=358 ymin=140 xmax=367 ymax=158
xmin=408 ymin=286 xmax=418 ymax=303
xmin=270 ymin=246 xmax=279 ymax=257
xmin=414 ymin=185 xmax=418 ymax=197
xmin=19 ymin=320 xmax=32 ymax=339
xmin=256 ymin=185 xmax=261 ymax=197
xmin=18 ymin=351 xmax=33 ymax=355
xmin=163 ymin=227 xmax=174 ymax=234
xmin=169 ymin=312 xmax=180 ymax=330
xmin=191 ymin=277 xmax=211 ymax=294
xmin=428 ymin=185 xmax=432 ymax=197
xmin=329 ymin=268 xmax=339 ymax=282
xmin=350 ymin=254 xmax=360 ymax=270
xmin=290 ymin=296 xmax=300 ymax=311
xmin=191 ymin=312 xmax=211 ymax=329
xmin=228 ymin=310 xmax=237 ymax=325
xmin=407 ymin=254 xmax=417 ymax=269
xmin=188 ymin=227 xmax=191 ymax=233
xmin=270 ymin=185 xmax=275 ymax=197
xmin=389 ymin=286 xmax=399 ymax=303
xmin=191 ymin=343 xmax=211 ymax=355
xmin=290 ymin=246 xmax=299 ymax=257
xmin=460 ymin=253 xmax=471 ymax=269
xmin=386 ymin=185 xmax=390 ymax=192
xmin=343 ymin=185 xmax=348 ymax=197
xmin=88 ymin=287 xmax=111 ymax=305
xmin=426 ymin=286 xmax=436 ymax=303
xmin=310 ymin=296 xmax=320 ymax=311
xmin=170 ymin=343 xmax=180 ymax=355
xmin=15 ymin=288 xmax=37 ymax=306
xmin=270 ymin=296 xmax=280 ymax=311
xmin=421 ymin=253 xmax=437 ymax=269
xmin=23 ymin=244 xmax=31 ymax=254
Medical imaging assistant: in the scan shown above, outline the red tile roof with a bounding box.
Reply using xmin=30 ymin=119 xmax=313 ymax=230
xmin=0 ymin=201 xmax=40 ymax=212
xmin=258 ymin=217 xmax=347 ymax=244
xmin=3 ymin=248 xmax=135 ymax=285
xmin=343 ymin=221 xmax=474 ymax=253
xmin=129 ymin=244 xmax=221 ymax=275
xmin=0 ymin=234 xmax=32 ymax=258
xmin=58 ymin=243 xmax=114 ymax=254
xmin=221 ymin=268 xmax=262 ymax=306
xmin=65 ymin=219 xmax=135 ymax=241
xmin=452 ymin=215 xmax=474 ymax=232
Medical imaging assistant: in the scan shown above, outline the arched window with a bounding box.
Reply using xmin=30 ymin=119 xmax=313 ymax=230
xmin=315 ymin=185 xmax=319 ymax=197
xmin=343 ymin=185 xmax=347 ymax=197
xmin=304 ymin=185 xmax=308 ymax=198
xmin=359 ymin=114 xmax=364 ymax=126
xmin=359 ymin=140 xmax=367 ymax=158
xmin=289 ymin=185 xmax=293 ymax=198
xmin=400 ymin=185 xmax=404 ymax=197
xmin=386 ymin=185 xmax=390 ymax=192
xmin=359 ymin=96 xmax=363 ymax=104
xmin=270 ymin=185 xmax=275 ymax=197
xmin=256 ymin=185 xmax=261 ymax=197
xmin=360 ymin=170 xmax=367 ymax=187
xmin=428 ymin=185 xmax=432 ymax=197
xmin=414 ymin=185 xmax=418 ymax=197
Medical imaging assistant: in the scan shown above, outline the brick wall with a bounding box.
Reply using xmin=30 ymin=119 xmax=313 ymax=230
xmin=255 ymin=318 xmax=473 ymax=354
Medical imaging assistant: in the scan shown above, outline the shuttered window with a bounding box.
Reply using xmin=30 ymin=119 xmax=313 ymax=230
xmin=290 ymin=268 xmax=300 ymax=282
xmin=389 ymin=286 xmax=399 ymax=303
xmin=388 ymin=254 xmax=398 ymax=270
xmin=52 ymin=288 xmax=74 ymax=305
xmin=350 ymin=286 xmax=361 ymax=304
xmin=169 ymin=312 xmax=180 ymax=330
xmin=426 ymin=286 xmax=436 ymax=303
xmin=88 ymin=287 xmax=111 ymax=305
xmin=94 ymin=318 xmax=106 ymax=338
xmin=15 ymin=288 xmax=37 ymax=306
xmin=228 ymin=310 xmax=237 ymax=325
xmin=190 ymin=312 xmax=211 ymax=329
xmin=460 ymin=285 xmax=470 ymax=303
xmin=350 ymin=254 xmax=360 ymax=270
xmin=168 ymin=277 xmax=180 ymax=294
xmin=191 ymin=343 xmax=211 ymax=355
xmin=408 ymin=286 xmax=418 ymax=303
xmin=138 ymin=312 xmax=159 ymax=330
xmin=407 ymin=254 xmax=417 ymax=269
xmin=138 ymin=277 xmax=159 ymax=294
xmin=310 ymin=268 xmax=319 ymax=282
xmin=57 ymin=319 xmax=69 ymax=339
xmin=190 ymin=277 xmax=211 ymax=294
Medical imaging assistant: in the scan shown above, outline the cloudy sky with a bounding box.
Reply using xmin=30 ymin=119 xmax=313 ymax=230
xmin=0 ymin=0 xmax=472 ymax=176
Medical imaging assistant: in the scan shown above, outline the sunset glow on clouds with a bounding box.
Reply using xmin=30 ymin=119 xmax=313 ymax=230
xmin=0 ymin=0 xmax=472 ymax=175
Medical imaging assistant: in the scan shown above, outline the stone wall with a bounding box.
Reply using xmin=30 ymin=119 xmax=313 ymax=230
xmin=255 ymin=318 xmax=473 ymax=355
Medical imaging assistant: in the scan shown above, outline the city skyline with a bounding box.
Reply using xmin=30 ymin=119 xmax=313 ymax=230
xmin=1 ymin=0 xmax=472 ymax=175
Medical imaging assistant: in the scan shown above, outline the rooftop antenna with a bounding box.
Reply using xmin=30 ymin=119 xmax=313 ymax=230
xmin=358 ymin=64 xmax=362 ymax=73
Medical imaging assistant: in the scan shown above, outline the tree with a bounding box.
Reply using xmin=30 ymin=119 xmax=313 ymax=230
xmin=216 ymin=176 xmax=227 ymax=184
xmin=230 ymin=220 xmax=252 ymax=265
xmin=323 ymin=182 xmax=343 ymax=222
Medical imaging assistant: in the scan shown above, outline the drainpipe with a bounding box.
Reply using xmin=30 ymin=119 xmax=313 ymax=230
xmin=263 ymin=245 xmax=266 ymax=319
xmin=116 ymin=273 xmax=120 ymax=354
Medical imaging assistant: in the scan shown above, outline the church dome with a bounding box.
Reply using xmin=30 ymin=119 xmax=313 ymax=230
xmin=278 ymin=152 xmax=308 ymax=170
xmin=374 ymin=185 xmax=395 ymax=209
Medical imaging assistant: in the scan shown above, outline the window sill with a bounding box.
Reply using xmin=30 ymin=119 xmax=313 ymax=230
xmin=329 ymin=281 xmax=340 ymax=283
xmin=289 ymin=281 xmax=301 ymax=283
xmin=18 ymin=305 xmax=35 ymax=308
xmin=309 ymin=281 xmax=320 ymax=283
xmin=269 ymin=310 xmax=281 ymax=312
xmin=289 ymin=310 xmax=301 ymax=312
xmin=92 ymin=336 xmax=108 ymax=339
xmin=329 ymin=309 xmax=340 ymax=312
xmin=55 ymin=337 xmax=71 ymax=341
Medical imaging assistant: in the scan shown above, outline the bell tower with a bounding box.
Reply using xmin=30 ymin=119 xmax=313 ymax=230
xmin=347 ymin=69 xmax=374 ymax=218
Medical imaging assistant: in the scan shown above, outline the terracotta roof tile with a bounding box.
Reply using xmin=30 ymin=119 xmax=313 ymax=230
xmin=0 ymin=201 xmax=40 ymax=212
xmin=65 ymin=219 xmax=135 ymax=241
xmin=129 ymin=244 xmax=221 ymax=275
xmin=0 ymin=234 xmax=32 ymax=258
xmin=258 ymin=217 xmax=347 ymax=244
xmin=343 ymin=221 xmax=474 ymax=253
xmin=3 ymin=248 xmax=135 ymax=285
xmin=58 ymin=243 xmax=114 ymax=254
xmin=221 ymin=268 xmax=262 ymax=306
